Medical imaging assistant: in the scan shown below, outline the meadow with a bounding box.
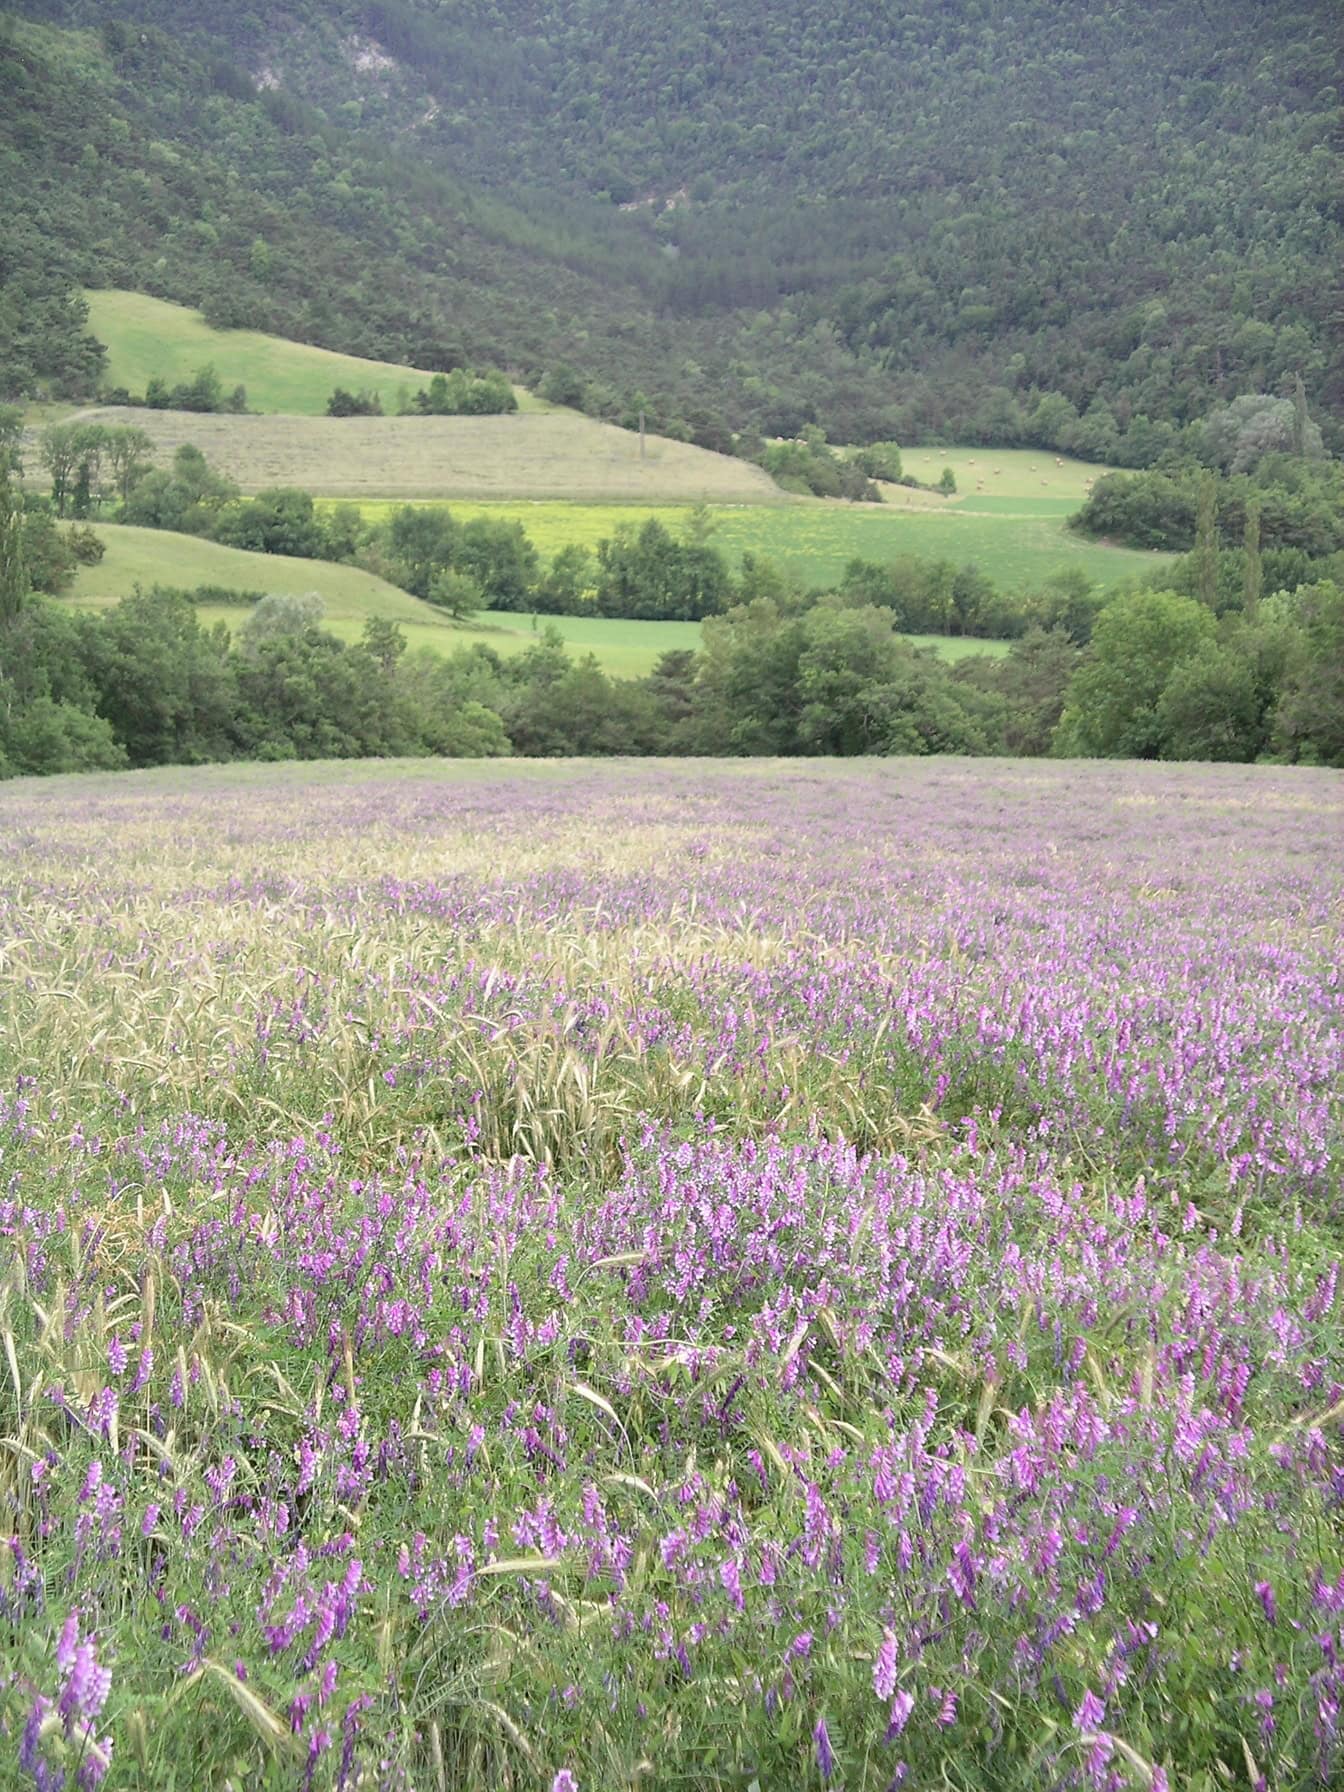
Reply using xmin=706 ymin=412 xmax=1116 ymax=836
xmin=1 ymin=757 xmax=1341 ymax=1790
xmin=337 ymin=500 xmax=1170 ymax=594
xmin=64 ymin=528 xmax=1009 ymax=674
xmin=81 ymin=291 xmax=553 ymax=418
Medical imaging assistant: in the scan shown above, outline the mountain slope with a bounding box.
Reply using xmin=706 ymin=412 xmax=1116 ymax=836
xmin=4 ymin=3 xmax=1339 ymax=448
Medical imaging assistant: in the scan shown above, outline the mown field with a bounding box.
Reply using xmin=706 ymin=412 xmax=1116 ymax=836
xmin=1 ymin=757 xmax=1340 ymax=1791
xmin=897 ymin=445 xmax=1103 ymax=503
xmin=339 ymin=498 xmax=1170 ymax=593
xmin=64 ymin=527 xmax=1009 ymax=673
xmin=62 ymin=406 xmax=781 ymax=504
xmin=82 ymin=289 xmax=552 ymax=417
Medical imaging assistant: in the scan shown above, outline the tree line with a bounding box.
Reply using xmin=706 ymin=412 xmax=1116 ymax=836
xmin=4 ymin=469 xmax=1341 ymax=777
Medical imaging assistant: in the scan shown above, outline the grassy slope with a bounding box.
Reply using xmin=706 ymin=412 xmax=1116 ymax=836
xmin=64 ymin=526 xmax=1006 ymax=674
xmin=83 ymin=289 xmax=552 ymax=415
xmin=64 ymin=405 xmax=783 ymax=503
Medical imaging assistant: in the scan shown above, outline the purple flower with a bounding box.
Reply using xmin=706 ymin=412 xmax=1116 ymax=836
xmin=813 ymin=1717 xmax=835 ymax=1781
xmin=1254 ymin=1580 xmax=1277 ymax=1625
xmin=886 ymin=1688 xmax=915 ymax=1739
xmin=873 ymin=1630 xmax=899 ymax=1701
xmin=1073 ymin=1688 xmax=1106 ymax=1733
xmin=551 ymin=1773 xmax=579 ymax=1792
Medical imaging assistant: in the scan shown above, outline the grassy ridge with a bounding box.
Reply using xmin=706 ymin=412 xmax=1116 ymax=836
xmin=83 ymin=289 xmax=552 ymax=416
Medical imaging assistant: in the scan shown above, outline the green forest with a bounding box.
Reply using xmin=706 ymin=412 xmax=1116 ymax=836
xmin=2 ymin=2 xmax=1339 ymax=451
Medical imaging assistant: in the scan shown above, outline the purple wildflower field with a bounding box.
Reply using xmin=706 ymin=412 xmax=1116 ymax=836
xmin=1 ymin=757 xmax=1341 ymax=1791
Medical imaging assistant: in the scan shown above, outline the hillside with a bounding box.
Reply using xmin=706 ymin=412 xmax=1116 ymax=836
xmin=3 ymin=4 xmax=1339 ymax=451
xmin=55 ymin=403 xmax=782 ymax=501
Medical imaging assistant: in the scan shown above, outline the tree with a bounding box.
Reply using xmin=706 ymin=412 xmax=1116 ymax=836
xmin=938 ymin=467 xmax=957 ymax=495
xmin=1203 ymin=393 xmax=1323 ymax=473
xmin=1155 ymin=646 xmax=1262 ymax=761
xmin=0 ymin=404 xmax=23 ymax=479
xmin=235 ymin=591 xmax=326 ymax=658
xmin=1272 ymin=581 xmax=1344 ymax=766
xmin=1053 ymin=589 xmax=1217 ymax=758
xmin=456 ymin=518 xmax=539 ymax=610
xmin=0 ymin=475 xmax=25 ymax=626
xmin=40 ymin=423 xmax=108 ymax=518
xmin=535 ymin=544 xmax=595 ymax=615
xmin=214 ymin=489 xmax=327 ymax=558
xmin=105 ymin=427 xmax=154 ymax=505
xmin=1242 ymin=497 xmax=1262 ymax=617
xmin=360 ymin=617 xmax=407 ymax=673
xmin=427 ymin=569 xmax=481 ymax=620
xmin=1192 ymin=472 xmax=1219 ymax=608
xmin=387 ymin=505 xmax=459 ymax=597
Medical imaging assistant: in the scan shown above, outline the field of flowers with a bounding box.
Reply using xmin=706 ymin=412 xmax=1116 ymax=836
xmin=1 ymin=757 xmax=1341 ymax=1791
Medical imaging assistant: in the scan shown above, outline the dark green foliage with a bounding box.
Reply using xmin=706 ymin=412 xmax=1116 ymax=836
xmin=19 ymin=509 xmax=79 ymax=594
xmin=533 ymin=543 xmax=595 ymax=615
xmin=79 ymin=587 xmax=240 ymax=765
xmin=212 ymin=488 xmax=330 ymax=559
xmin=1072 ymin=461 xmax=1344 ymax=558
xmin=834 ymin=555 xmax=1032 ymax=641
xmin=411 ymin=369 xmax=516 ymax=416
xmin=143 ymin=365 xmax=245 ymax=413
xmin=0 ymin=475 xmax=24 ymax=625
xmin=3 ymin=4 xmax=1337 ymax=448
xmin=385 ymin=505 xmax=459 ymax=597
xmin=760 ymin=431 xmax=880 ymax=502
xmin=595 ymin=519 xmax=732 ymax=621
xmin=327 ymin=387 xmax=384 ymax=416
xmin=1054 ymin=590 xmax=1217 ymax=759
xmin=455 ymin=517 xmax=538 ymax=610
xmin=1271 ymin=581 xmax=1344 ymax=767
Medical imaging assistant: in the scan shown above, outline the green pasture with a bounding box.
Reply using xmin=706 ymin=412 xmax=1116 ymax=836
xmin=82 ymin=289 xmax=551 ymax=416
xmin=333 ymin=498 xmax=1171 ymax=592
xmin=62 ymin=527 xmax=1006 ymax=675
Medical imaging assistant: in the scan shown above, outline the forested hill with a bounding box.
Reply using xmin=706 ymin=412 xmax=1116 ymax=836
xmin=4 ymin=1 xmax=1340 ymax=451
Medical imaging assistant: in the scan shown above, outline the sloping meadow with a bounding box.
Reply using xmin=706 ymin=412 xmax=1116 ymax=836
xmin=0 ymin=759 xmax=1341 ymax=1791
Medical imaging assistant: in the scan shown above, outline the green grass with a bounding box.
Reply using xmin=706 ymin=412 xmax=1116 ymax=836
xmin=64 ymin=526 xmax=1006 ymax=674
xmin=334 ymin=498 xmax=1171 ymax=593
xmin=897 ymin=444 xmax=1105 ymax=502
xmin=83 ymin=289 xmax=552 ymax=415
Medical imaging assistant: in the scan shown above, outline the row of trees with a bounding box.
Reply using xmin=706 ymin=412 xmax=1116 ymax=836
xmin=1071 ymin=457 xmax=1344 ymax=559
xmin=4 ymin=469 xmax=1341 ymax=777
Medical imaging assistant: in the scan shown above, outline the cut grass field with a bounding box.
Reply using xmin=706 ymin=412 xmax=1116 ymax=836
xmin=336 ymin=497 xmax=1172 ymax=593
xmin=62 ymin=404 xmax=783 ymax=503
xmin=82 ymin=289 xmax=553 ymax=416
xmin=64 ymin=526 xmax=1007 ymax=674
xmin=898 ymin=444 xmax=1104 ymax=503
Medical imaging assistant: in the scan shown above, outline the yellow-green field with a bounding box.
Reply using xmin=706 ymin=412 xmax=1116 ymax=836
xmin=63 ymin=526 xmax=1007 ymax=674
xmin=82 ymin=289 xmax=551 ymax=416
xmin=335 ymin=498 xmax=1170 ymax=593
